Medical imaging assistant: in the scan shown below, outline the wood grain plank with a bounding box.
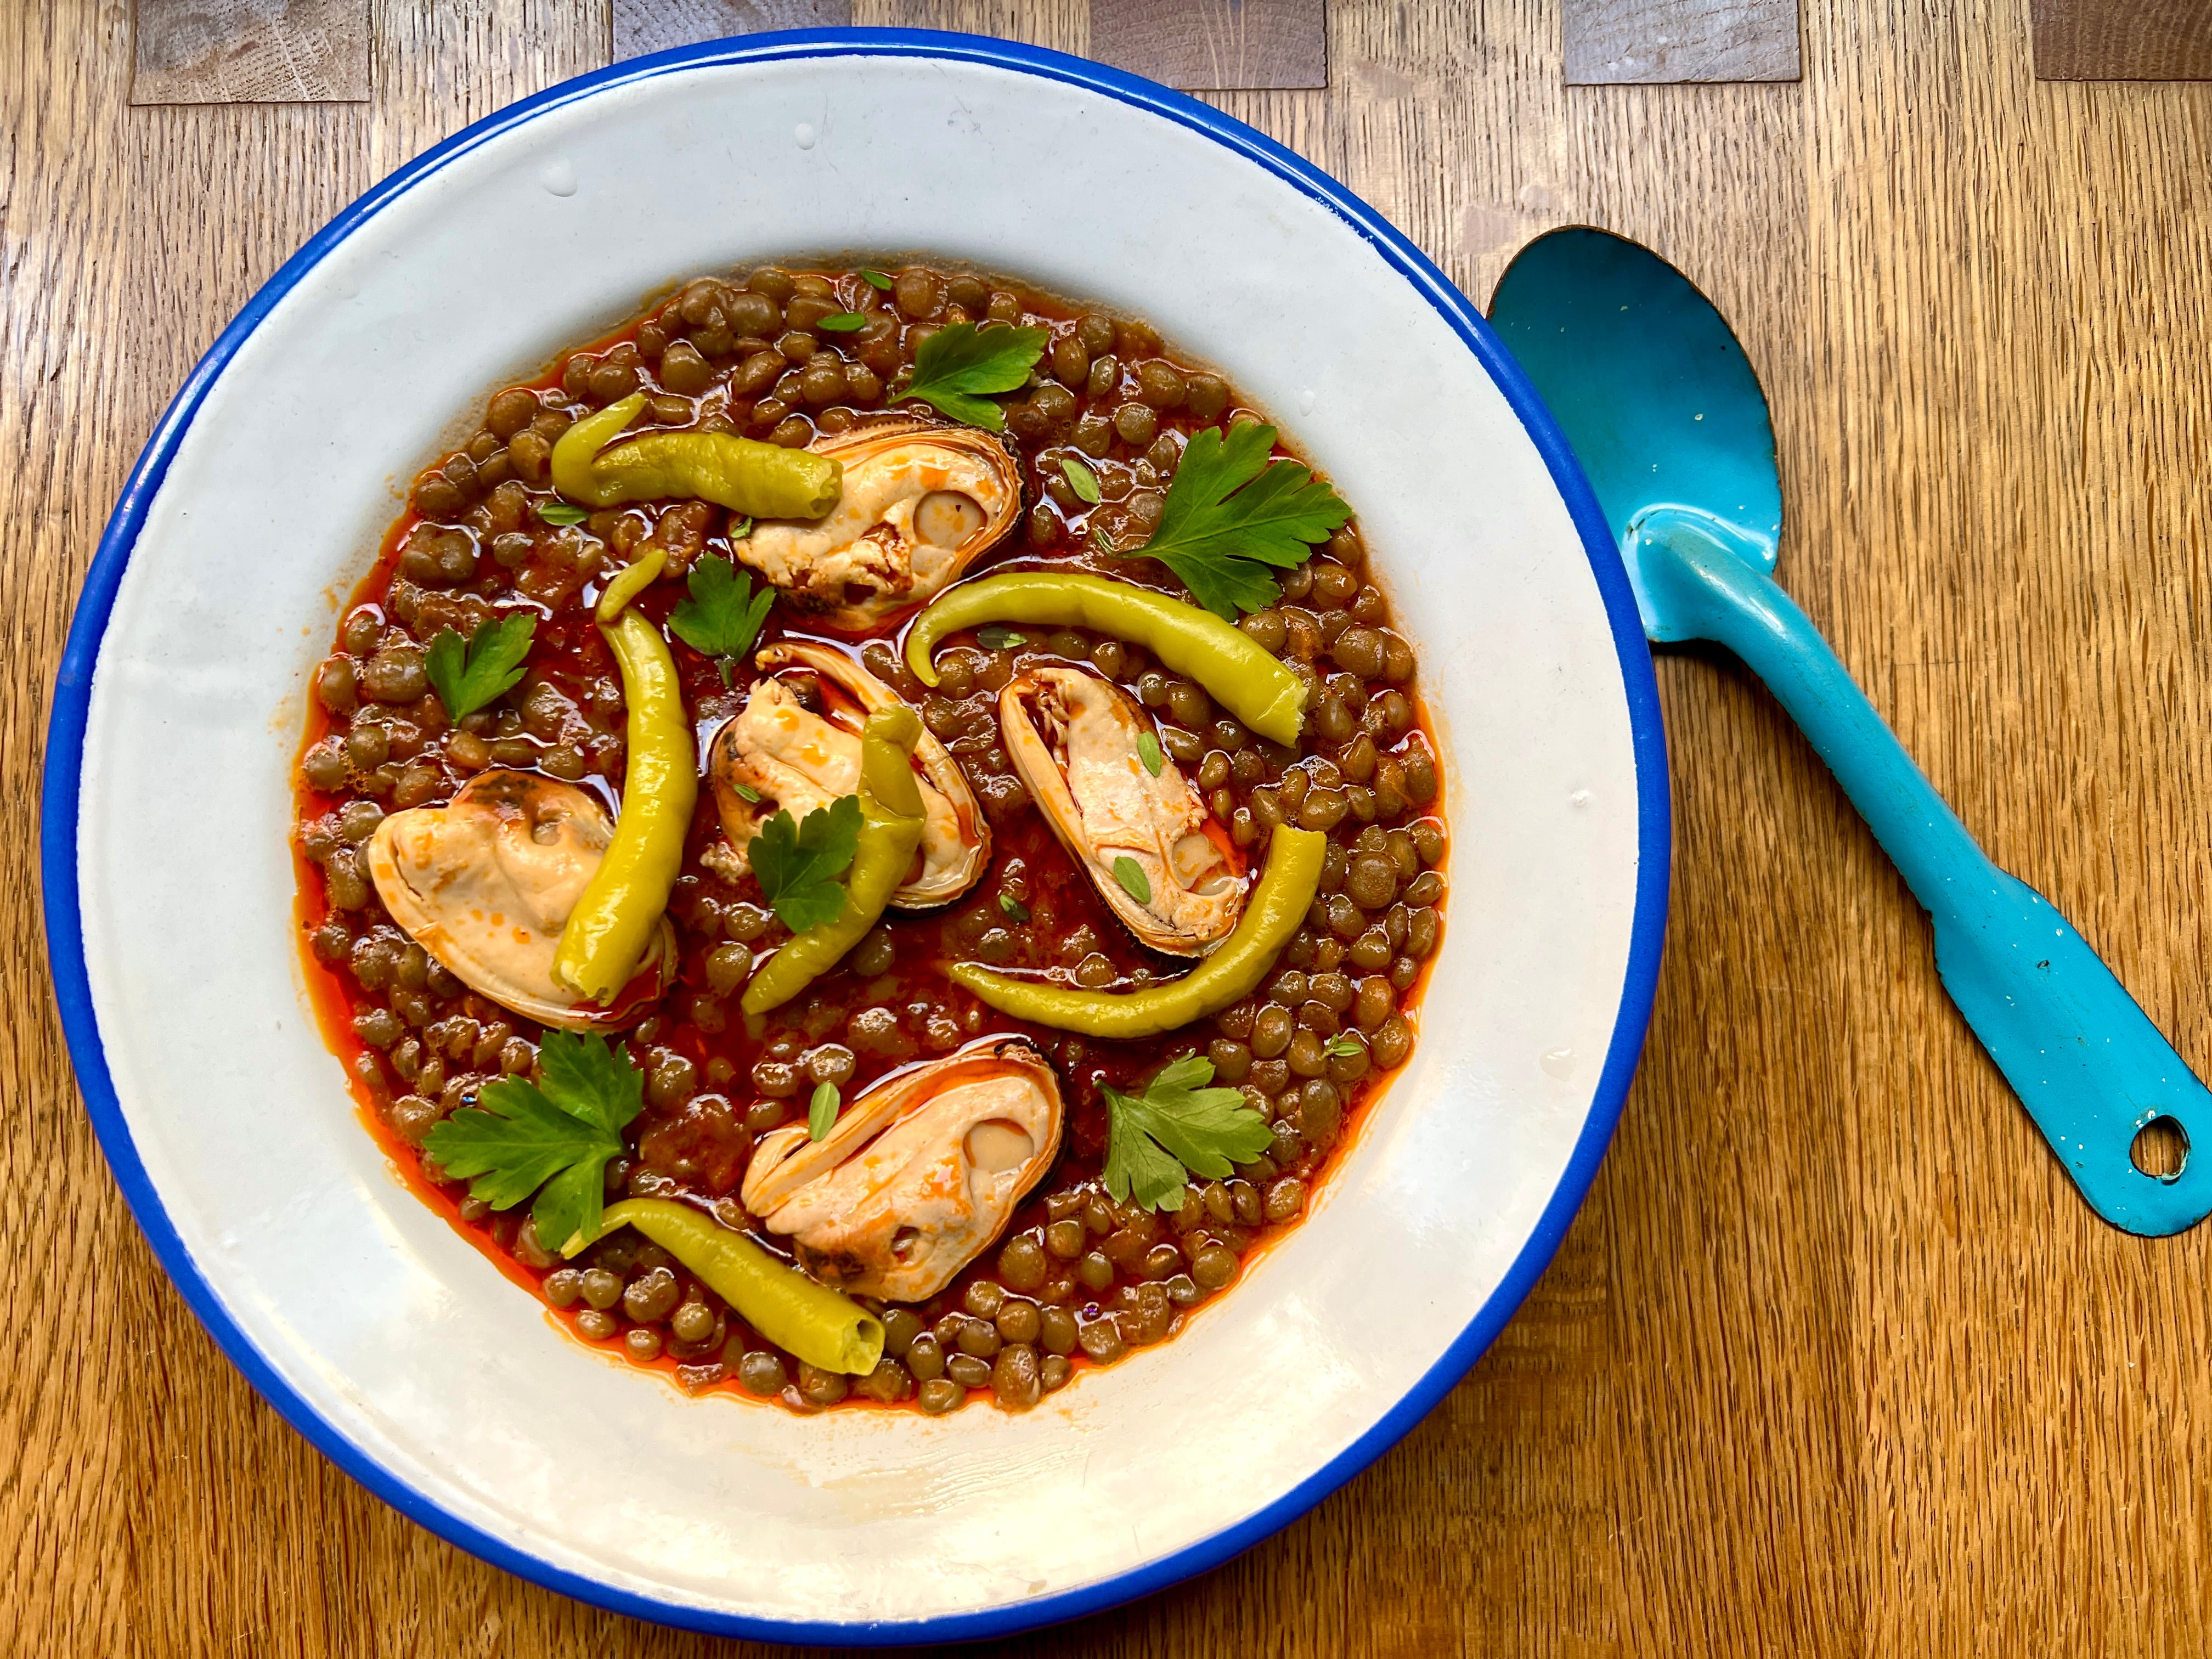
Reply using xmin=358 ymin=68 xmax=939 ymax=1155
xmin=2033 ymin=0 xmax=2212 ymax=81
xmin=1088 ymin=0 xmax=1327 ymax=91
xmin=366 ymin=0 xmax=616 ymax=184
xmin=1564 ymin=0 xmax=1800 ymax=84
xmin=1803 ymin=4 xmax=2212 ymax=1647
xmin=133 ymin=0 xmax=370 ymax=104
xmin=612 ymin=0 xmax=853 ymax=61
xmin=3 ymin=0 xmax=378 ymax=1648
xmin=851 ymin=0 xmax=1086 ymax=55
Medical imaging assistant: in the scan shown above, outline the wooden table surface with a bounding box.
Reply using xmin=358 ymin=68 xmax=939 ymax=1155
xmin=9 ymin=2 xmax=2212 ymax=1653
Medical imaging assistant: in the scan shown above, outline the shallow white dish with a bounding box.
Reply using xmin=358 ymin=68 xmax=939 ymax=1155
xmin=44 ymin=30 xmax=1667 ymax=1643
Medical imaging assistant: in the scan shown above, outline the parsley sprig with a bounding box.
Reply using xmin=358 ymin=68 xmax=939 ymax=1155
xmin=668 ymin=554 xmax=775 ymax=686
xmin=423 ymin=1031 xmax=642 ymax=1251
xmin=894 ymin=322 xmax=1048 ymax=431
xmin=1102 ymin=1056 xmax=1273 ymax=1213
xmin=751 ymin=795 xmax=862 ymax=931
xmin=1128 ymin=422 xmax=1352 ymax=619
xmin=425 ymin=612 xmax=535 ymax=722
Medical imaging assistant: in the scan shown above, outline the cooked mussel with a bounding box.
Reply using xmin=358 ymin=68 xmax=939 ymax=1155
xmin=1000 ymin=665 xmax=1244 ymax=955
xmin=731 ymin=418 xmax=1020 ymax=631
xmin=740 ymin=1039 xmax=1063 ymax=1303
xmin=706 ymin=642 xmax=989 ymax=909
xmin=365 ymin=770 xmax=674 ymax=1030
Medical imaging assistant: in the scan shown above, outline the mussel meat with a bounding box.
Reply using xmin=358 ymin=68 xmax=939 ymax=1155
xmin=731 ymin=418 xmax=1020 ymax=631
xmin=1000 ymin=665 xmax=1244 ymax=955
xmin=741 ymin=1039 xmax=1063 ymax=1303
xmin=365 ymin=770 xmax=675 ymax=1030
xmin=706 ymin=642 xmax=989 ymax=909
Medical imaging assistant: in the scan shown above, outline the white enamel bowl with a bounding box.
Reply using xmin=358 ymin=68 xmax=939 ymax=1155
xmin=44 ymin=31 xmax=1667 ymax=1644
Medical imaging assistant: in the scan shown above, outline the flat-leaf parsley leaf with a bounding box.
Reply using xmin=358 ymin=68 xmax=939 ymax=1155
xmin=1136 ymin=730 xmax=1165 ymax=777
xmin=1130 ymin=422 xmax=1351 ymax=619
xmin=818 ymin=312 xmax=870 ymax=333
xmin=425 ymin=612 xmax=535 ymax=722
xmin=1101 ymin=1056 xmax=1273 ymax=1212
xmin=809 ymin=1080 xmax=840 ymax=1141
xmin=1112 ymin=856 xmax=1152 ymax=906
xmin=668 ymin=554 xmax=776 ymax=686
xmin=752 ymin=795 xmax=862 ymax=932
xmin=860 ymin=269 xmax=895 ymax=291
xmin=894 ymin=322 xmax=1048 ymax=431
xmin=422 ymin=1030 xmax=643 ymax=1250
xmin=536 ymin=500 xmax=590 ymax=526
xmin=1059 ymin=455 xmax=1102 ymax=504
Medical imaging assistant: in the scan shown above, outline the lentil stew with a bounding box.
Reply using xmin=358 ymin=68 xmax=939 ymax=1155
xmin=294 ymin=262 xmax=1446 ymax=1416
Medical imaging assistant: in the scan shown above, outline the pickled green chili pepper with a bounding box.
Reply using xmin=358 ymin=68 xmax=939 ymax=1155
xmin=552 ymin=611 xmax=697 ymax=1002
xmin=593 ymin=545 xmax=665 ymax=622
xmin=741 ymin=707 xmax=928 ymax=1017
xmin=566 ymin=1198 xmax=884 ymax=1375
xmin=551 ymin=391 xmax=842 ymax=518
xmin=904 ymin=571 xmax=1308 ymax=746
xmin=947 ymin=825 xmax=1327 ymax=1037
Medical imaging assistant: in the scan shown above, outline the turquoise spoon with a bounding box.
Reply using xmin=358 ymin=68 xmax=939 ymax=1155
xmin=1491 ymin=225 xmax=2208 ymax=1235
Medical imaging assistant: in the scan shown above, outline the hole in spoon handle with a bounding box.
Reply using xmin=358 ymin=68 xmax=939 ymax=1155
xmin=2130 ymin=1116 xmax=2190 ymax=1183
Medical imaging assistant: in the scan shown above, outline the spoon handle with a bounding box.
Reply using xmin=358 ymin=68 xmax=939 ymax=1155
xmin=1639 ymin=510 xmax=2212 ymax=1235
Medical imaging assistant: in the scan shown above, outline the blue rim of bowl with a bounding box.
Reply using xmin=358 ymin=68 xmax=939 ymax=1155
xmin=41 ymin=27 xmax=1670 ymax=1646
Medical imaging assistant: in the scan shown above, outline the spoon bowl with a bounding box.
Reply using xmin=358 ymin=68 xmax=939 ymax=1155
xmin=1491 ymin=226 xmax=1781 ymax=622
xmin=1492 ymin=226 xmax=2211 ymax=1236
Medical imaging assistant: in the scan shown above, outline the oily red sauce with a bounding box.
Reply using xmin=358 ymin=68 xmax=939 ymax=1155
xmin=293 ymin=263 xmax=1447 ymax=1414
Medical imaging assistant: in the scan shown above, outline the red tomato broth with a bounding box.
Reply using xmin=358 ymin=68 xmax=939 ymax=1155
xmin=292 ymin=263 xmax=1448 ymax=1415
